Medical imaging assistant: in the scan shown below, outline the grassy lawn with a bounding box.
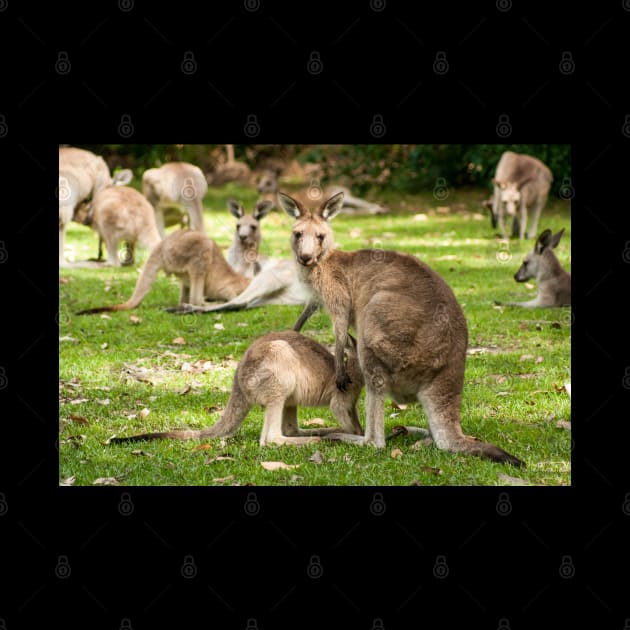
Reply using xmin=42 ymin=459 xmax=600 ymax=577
xmin=59 ymin=183 xmax=571 ymax=486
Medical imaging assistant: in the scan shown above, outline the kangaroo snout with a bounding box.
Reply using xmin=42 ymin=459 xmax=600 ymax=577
xmin=298 ymin=254 xmax=315 ymax=266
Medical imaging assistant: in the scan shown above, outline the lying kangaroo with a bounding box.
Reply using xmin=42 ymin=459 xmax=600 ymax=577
xmin=59 ymin=147 xmax=117 ymax=266
xmin=110 ymin=330 xmax=364 ymax=446
xmin=76 ymin=229 xmax=250 ymax=314
xmin=74 ymin=185 xmax=160 ymax=267
xmin=226 ymin=198 xmax=274 ymax=278
xmin=491 ymin=151 xmax=553 ymax=240
xmin=502 ymin=228 xmax=571 ymax=307
xmin=142 ymin=162 xmax=208 ymax=236
xmin=278 ymin=191 xmax=524 ymax=467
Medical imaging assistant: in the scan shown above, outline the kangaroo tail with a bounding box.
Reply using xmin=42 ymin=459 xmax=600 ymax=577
xmin=110 ymin=373 xmax=252 ymax=444
xmin=76 ymin=244 xmax=164 ymax=314
xmin=451 ymin=436 xmax=525 ymax=468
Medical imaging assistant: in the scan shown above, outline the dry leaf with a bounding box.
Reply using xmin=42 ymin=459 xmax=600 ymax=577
xmin=409 ymin=480 xmax=423 ymax=486
xmin=191 ymin=443 xmax=213 ymax=452
xmin=212 ymin=475 xmax=235 ymax=483
xmin=535 ymin=356 xmax=544 ymax=364
xmin=419 ymin=465 xmax=442 ymax=475
xmin=564 ymin=383 xmax=571 ymax=398
xmin=68 ymin=398 xmax=89 ymax=405
xmin=309 ymin=451 xmax=325 ymax=464
xmin=260 ymin=461 xmax=300 ymax=471
xmin=178 ymin=384 xmax=192 ymax=396
xmin=411 ymin=438 xmax=433 ymax=450
xmin=524 ymin=282 xmax=535 ymax=290
xmin=520 ymin=354 xmax=534 ymax=361
xmin=518 ymin=322 xmax=529 ymax=331
xmin=390 ymin=448 xmax=403 ymax=459
xmin=131 ymin=449 xmax=153 ymax=457
xmin=413 ymin=213 xmax=428 ymax=221
xmin=349 ymin=227 xmax=362 ymax=237
xmin=555 ymin=420 xmax=571 ymax=431
xmin=303 ymin=418 xmax=326 ymax=427
xmin=92 ymin=477 xmax=121 ymax=486
xmin=213 ymin=323 xmax=225 ymax=330
xmin=96 ymin=398 xmax=110 ymax=406
xmin=390 ymin=402 xmax=408 ymax=410
xmin=236 ymin=322 xmax=248 ymax=327
xmin=59 ymin=277 xmax=70 ymax=285
xmin=172 ymin=337 xmax=186 ymax=345
xmin=69 ymin=414 xmax=89 ymax=425
xmin=138 ymin=408 xmax=150 ymax=418
xmin=101 ymin=434 xmax=117 ymax=445
xmin=59 ymin=335 xmax=79 ymax=344
xmin=498 ymin=473 xmax=529 ymax=486
xmin=100 ymin=313 xmax=111 ymax=320
xmin=551 ymin=321 xmax=561 ymax=329
xmin=59 ymin=475 xmax=76 ymax=486
xmin=129 ymin=315 xmax=142 ymax=325
xmin=100 ymin=342 xmax=108 ymax=350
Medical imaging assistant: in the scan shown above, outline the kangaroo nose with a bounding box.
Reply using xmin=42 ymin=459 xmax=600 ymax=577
xmin=299 ymin=254 xmax=313 ymax=265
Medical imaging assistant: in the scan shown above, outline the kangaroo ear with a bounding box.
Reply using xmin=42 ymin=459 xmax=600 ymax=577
xmin=550 ymin=228 xmax=565 ymax=249
xmin=227 ymin=198 xmax=244 ymax=218
xmin=112 ymin=169 xmax=133 ymax=186
xmin=254 ymin=199 xmax=274 ymax=221
xmin=320 ymin=191 xmax=344 ymax=221
xmin=493 ymin=178 xmax=506 ymax=189
xmin=535 ymin=229 xmax=553 ymax=254
xmin=277 ymin=192 xmax=304 ymax=219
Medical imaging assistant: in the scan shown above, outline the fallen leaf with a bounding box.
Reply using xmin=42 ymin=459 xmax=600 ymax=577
xmin=59 ymin=335 xmax=79 ymax=344
xmin=100 ymin=342 xmax=108 ymax=350
xmin=205 ymin=455 xmax=236 ymax=464
xmin=409 ymin=480 xmax=423 ymax=486
xmin=213 ymin=323 xmax=225 ymax=330
xmin=411 ymin=438 xmax=433 ymax=450
xmin=290 ymin=474 xmax=302 ymax=482
xmin=555 ymin=420 xmax=571 ymax=431
xmin=59 ymin=475 xmax=76 ymax=486
xmin=181 ymin=362 xmax=192 ymax=371
xmin=564 ymin=383 xmax=571 ymax=398
xmin=138 ymin=408 xmax=150 ymax=418
xmin=525 ymin=282 xmax=535 ymax=290
xmin=260 ymin=461 xmax=300 ymax=471
xmin=303 ymin=418 xmax=326 ymax=427
xmin=518 ymin=322 xmax=529 ymax=331
xmin=172 ymin=337 xmax=186 ymax=345
xmin=390 ymin=402 xmax=408 ymax=410
xmin=100 ymin=313 xmax=111 ymax=320
xmin=535 ymin=356 xmax=544 ymax=364
xmin=236 ymin=322 xmax=248 ymax=327
xmin=92 ymin=477 xmax=121 ymax=486
xmin=129 ymin=315 xmax=142 ymax=325
xmin=212 ymin=475 xmax=235 ymax=483
xmin=309 ymin=451 xmax=325 ymax=464
xmin=419 ymin=465 xmax=442 ymax=475
xmin=412 ymin=213 xmax=428 ymax=221
xmin=101 ymin=434 xmax=117 ymax=445
xmin=390 ymin=448 xmax=403 ymax=459
xmin=59 ymin=277 xmax=70 ymax=285
xmin=551 ymin=321 xmax=561 ymax=329
xmin=68 ymin=398 xmax=89 ymax=405
xmin=69 ymin=414 xmax=89 ymax=425
xmin=520 ymin=354 xmax=534 ymax=361
xmin=498 ymin=473 xmax=529 ymax=486
xmin=178 ymin=384 xmax=192 ymax=396
xmin=96 ymin=398 xmax=110 ymax=406
xmin=191 ymin=443 xmax=213 ymax=452
xmin=131 ymin=449 xmax=153 ymax=457
xmin=349 ymin=227 xmax=362 ymax=237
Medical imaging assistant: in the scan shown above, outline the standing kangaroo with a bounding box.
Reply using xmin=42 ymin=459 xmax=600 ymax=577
xmin=76 ymin=229 xmax=250 ymax=314
xmin=279 ymin=191 xmax=524 ymax=467
xmin=74 ymin=185 xmax=160 ymax=267
xmin=491 ymin=151 xmax=553 ymax=240
xmin=226 ymin=198 xmax=274 ymax=278
xmin=503 ymin=228 xmax=571 ymax=307
xmin=142 ymin=162 xmax=208 ymax=236
xmin=110 ymin=330 xmax=364 ymax=446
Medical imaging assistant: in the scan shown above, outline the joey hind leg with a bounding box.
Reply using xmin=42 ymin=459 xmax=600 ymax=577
xmin=188 ymin=274 xmax=206 ymax=306
xmin=260 ymin=404 xmax=321 ymax=446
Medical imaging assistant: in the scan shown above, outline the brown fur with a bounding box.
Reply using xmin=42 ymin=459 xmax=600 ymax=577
xmin=74 ymin=186 xmax=161 ymax=266
xmin=279 ymin=191 xmax=524 ymax=467
xmin=142 ymin=162 xmax=208 ymax=236
xmin=110 ymin=330 xmax=364 ymax=446
xmin=76 ymin=229 xmax=250 ymax=314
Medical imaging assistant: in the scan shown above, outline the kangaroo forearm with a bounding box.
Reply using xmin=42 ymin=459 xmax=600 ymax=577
xmin=293 ymin=300 xmax=319 ymax=332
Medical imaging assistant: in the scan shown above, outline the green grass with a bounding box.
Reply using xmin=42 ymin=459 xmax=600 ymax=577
xmin=59 ymin=184 xmax=571 ymax=486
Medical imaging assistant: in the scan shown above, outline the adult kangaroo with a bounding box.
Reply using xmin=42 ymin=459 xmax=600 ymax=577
xmin=279 ymin=191 xmax=524 ymax=467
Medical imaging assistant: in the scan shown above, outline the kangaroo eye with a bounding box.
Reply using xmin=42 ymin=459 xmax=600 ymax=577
xmin=317 ymin=234 xmax=325 ymax=243
xmin=294 ymin=231 xmax=303 ymax=239
xmin=251 ymin=226 xmax=256 ymax=232
xmin=522 ymin=260 xmax=528 ymax=266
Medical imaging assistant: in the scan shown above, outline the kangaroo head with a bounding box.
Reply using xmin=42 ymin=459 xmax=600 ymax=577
xmin=256 ymin=169 xmax=280 ymax=195
xmin=278 ymin=191 xmax=344 ymax=267
xmin=499 ymin=181 xmax=520 ymax=216
xmin=227 ymin=199 xmax=273 ymax=249
xmin=514 ymin=228 xmax=565 ymax=282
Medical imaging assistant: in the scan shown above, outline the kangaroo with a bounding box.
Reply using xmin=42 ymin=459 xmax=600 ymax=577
xmin=76 ymin=229 xmax=250 ymax=314
xmin=278 ymin=191 xmax=524 ymax=467
xmin=59 ymin=147 xmax=117 ymax=266
xmin=491 ymin=151 xmax=553 ymax=240
xmin=110 ymin=330 xmax=364 ymax=447
xmin=226 ymin=199 xmax=274 ymax=278
xmin=142 ymin=162 xmax=208 ymax=236
xmin=73 ymin=185 xmax=160 ymax=267
xmin=502 ymin=228 xmax=571 ymax=307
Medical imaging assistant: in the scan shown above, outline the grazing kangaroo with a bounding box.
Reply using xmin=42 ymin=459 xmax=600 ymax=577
xmin=110 ymin=330 xmax=364 ymax=446
xmin=142 ymin=162 xmax=208 ymax=236
xmin=503 ymin=228 xmax=571 ymax=307
xmin=278 ymin=191 xmax=524 ymax=467
xmin=76 ymin=229 xmax=250 ymax=314
xmin=491 ymin=151 xmax=553 ymax=240
xmin=73 ymin=185 xmax=160 ymax=267
xmin=226 ymin=199 xmax=274 ymax=278
xmin=59 ymin=147 xmax=118 ymax=266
